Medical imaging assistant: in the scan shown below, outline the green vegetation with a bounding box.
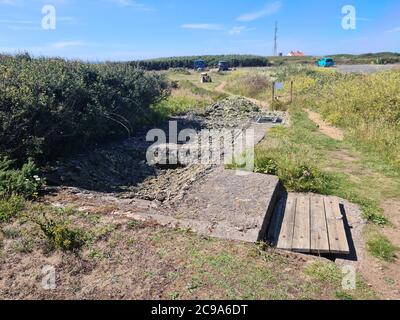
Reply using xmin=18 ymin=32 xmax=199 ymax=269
xmin=130 ymin=54 xmax=270 ymax=70
xmin=153 ymin=76 xmax=227 ymax=117
xmin=0 ymin=195 xmax=25 ymax=223
xmin=130 ymin=52 xmax=400 ymax=71
xmin=34 ymin=215 xmax=87 ymax=251
xmin=367 ymin=233 xmax=398 ymax=262
xmin=331 ymin=52 xmax=400 ymax=65
xmin=311 ymin=71 xmax=400 ymax=170
xmin=225 ymin=70 xmax=271 ymax=100
xmin=304 ymin=261 xmax=375 ymax=300
xmin=269 ymin=52 xmax=400 ymax=67
xmin=238 ymin=65 xmax=399 ymax=226
xmin=0 ymin=54 xmax=169 ymax=165
xmin=0 ymin=158 xmax=44 ymax=199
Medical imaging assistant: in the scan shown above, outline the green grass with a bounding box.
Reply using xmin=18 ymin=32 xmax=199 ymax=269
xmin=153 ymin=74 xmax=228 ymax=117
xmin=248 ymin=103 xmax=394 ymax=225
xmin=367 ymin=233 xmax=398 ymax=262
xmin=304 ymin=261 xmax=376 ymax=300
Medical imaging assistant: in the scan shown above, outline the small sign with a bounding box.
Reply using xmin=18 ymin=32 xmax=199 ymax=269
xmin=275 ymin=82 xmax=284 ymax=90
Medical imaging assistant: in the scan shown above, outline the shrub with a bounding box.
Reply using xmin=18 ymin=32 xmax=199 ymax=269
xmin=0 ymin=158 xmax=44 ymax=199
xmin=0 ymin=54 xmax=170 ymax=164
xmin=0 ymin=195 xmax=25 ymax=223
xmin=277 ymin=162 xmax=331 ymax=193
xmin=35 ymin=215 xmax=86 ymax=251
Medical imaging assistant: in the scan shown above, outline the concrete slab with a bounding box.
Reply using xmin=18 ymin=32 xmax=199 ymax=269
xmin=173 ymin=167 xmax=281 ymax=242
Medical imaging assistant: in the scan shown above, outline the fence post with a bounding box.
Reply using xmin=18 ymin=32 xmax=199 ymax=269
xmin=272 ymin=82 xmax=275 ymax=105
xmin=290 ymin=80 xmax=294 ymax=103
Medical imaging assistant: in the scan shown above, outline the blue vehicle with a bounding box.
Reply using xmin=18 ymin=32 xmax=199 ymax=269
xmin=194 ymin=59 xmax=206 ymax=71
xmin=316 ymin=57 xmax=335 ymax=68
xmin=218 ymin=61 xmax=229 ymax=71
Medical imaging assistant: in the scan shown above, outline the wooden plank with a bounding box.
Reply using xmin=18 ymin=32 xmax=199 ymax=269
xmin=277 ymin=194 xmax=297 ymax=250
xmin=324 ymin=197 xmax=350 ymax=255
xmin=292 ymin=196 xmax=311 ymax=253
xmin=310 ymin=196 xmax=330 ymax=254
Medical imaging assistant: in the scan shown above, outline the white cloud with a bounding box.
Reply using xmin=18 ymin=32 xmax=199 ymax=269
xmin=0 ymin=0 xmax=21 ymax=5
xmin=237 ymin=1 xmax=282 ymax=22
xmin=387 ymin=27 xmax=400 ymax=33
xmin=181 ymin=24 xmax=224 ymax=30
xmin=50 ymin=41 xmax=86 ymax=49
xmin=106 ymin=0 xmax=153 ymax=11
xmin=229 ymin=26 xmax=255 ymax=35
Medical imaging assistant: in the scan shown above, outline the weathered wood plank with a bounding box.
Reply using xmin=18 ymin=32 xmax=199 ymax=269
xmin=277 ymin=194 xmax=297 ymax=250
xmin=292 ymin=196 xmax=311 ymax=253
xmin=310 ymin=196 xmax=330 ymax=254
xmin=325 ymin=197 xmax=350 ymax=255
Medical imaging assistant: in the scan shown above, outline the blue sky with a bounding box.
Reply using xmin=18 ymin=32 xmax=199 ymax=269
xmin=0 ymin=0 xmax=399 ymax=61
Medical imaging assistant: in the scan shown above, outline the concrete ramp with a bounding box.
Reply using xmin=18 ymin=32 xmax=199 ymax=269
xmin=174 ymin=167 xmax=281 ymax=242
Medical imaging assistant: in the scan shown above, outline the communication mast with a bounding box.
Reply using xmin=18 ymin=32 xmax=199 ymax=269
xmin=273 ymin=21 xmax=278 ymax=56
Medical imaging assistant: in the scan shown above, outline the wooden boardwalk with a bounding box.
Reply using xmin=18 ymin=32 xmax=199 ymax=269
xmin=271 ymin=195 xmax=350 ymax=255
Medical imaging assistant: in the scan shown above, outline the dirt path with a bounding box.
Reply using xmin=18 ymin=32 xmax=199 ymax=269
xmin=215 ymin=81 xmax=270 ymax=110
xmin=306 ymin=109 xmax=344 ymax=141
xmin=360 ymin=200 xmax=400 ymax=300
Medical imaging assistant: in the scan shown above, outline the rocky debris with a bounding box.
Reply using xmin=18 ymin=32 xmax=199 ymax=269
xmin=199 ymin=96 xmax=286 ymax=129
xmin=131 ymin=164 xmax=214 ymax=205
xmin=47 ymin=96 xmax=287 ymax=206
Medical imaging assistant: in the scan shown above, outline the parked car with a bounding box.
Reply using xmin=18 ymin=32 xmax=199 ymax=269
xmin=194 ymin=59 xmax=206 ymax=71
xmin=218 ymin=61 xmax=229 ymax=71
xmin=316 ymin=57 xmax=335 ymax=67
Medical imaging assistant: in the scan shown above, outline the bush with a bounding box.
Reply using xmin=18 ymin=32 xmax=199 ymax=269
xmin=277 ymin=162 xmax=331 ymax=193
xmin=35 ymin=215 xmax=86 ymax=251
xmin=0 ymin=195 xmax=25 ymax=223
xmin=0 ymin=158 xmax=44 ymax=199
xmin=0 ymin=54 xmax=170 ymax=164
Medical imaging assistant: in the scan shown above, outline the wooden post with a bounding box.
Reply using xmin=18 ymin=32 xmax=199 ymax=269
xmin=272 ymin=82 xmax=275 ymax=105
xmin=290 ymin=80 xmax=294 ymax=104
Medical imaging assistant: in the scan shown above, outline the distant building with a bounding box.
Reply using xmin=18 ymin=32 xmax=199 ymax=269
xmin=287 ymin=51 xmax=305 ymax=57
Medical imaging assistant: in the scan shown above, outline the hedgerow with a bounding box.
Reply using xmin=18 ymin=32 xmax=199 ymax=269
xmin=130 ymin=55 xmax=270 ymax=70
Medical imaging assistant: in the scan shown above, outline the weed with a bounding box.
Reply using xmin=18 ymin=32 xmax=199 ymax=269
xmin=335 ymin=291 xmax=354 ymax=300
xmin=304 ymin=262 xmax=342 ymax=286
xmin=367 ymin=233 xmax=397 ymax=262
xmin=35 ymin=215 xmax=86 ymax=251
xmin=127 ymin=220 xmax=142 ymax=230
xmin=1 ymin=226 xmax=21 ymax=239
xmin=0 ymin=195 xmax=26 ymax=223
xmin=89 ymin=249 xmax=105 ymax=259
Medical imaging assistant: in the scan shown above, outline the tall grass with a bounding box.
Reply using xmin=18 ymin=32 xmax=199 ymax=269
xmin=279 ymin=67 xmax=400 ymax=171
xmin=153 ymin=79 xmax=227 ymax=116
xmin=224 ymin=71 xmax=272 ymax=100
xmin=313 ymin=70 xmax=400 ymax=169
